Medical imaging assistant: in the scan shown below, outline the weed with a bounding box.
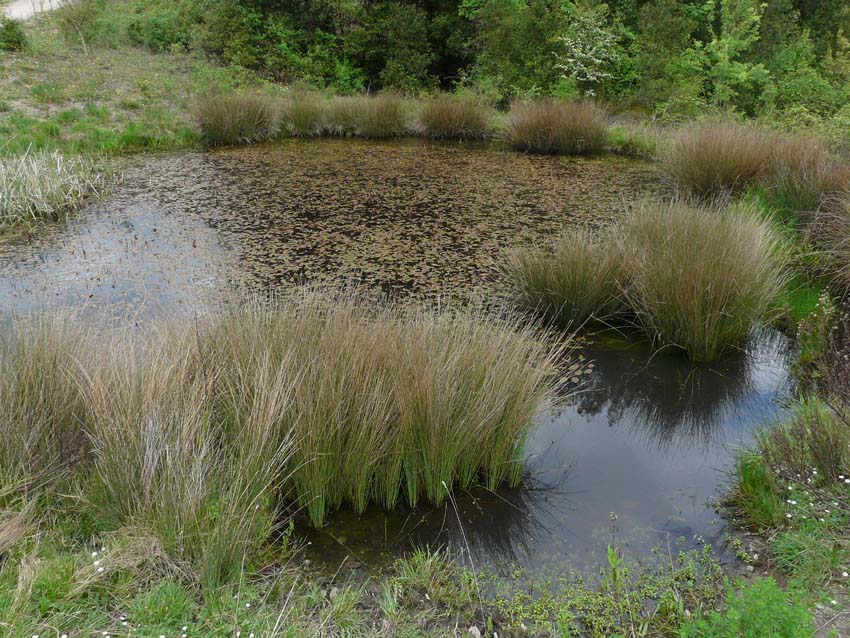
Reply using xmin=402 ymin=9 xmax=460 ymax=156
xmin=502 ymin=226 xmax=625 ymax=329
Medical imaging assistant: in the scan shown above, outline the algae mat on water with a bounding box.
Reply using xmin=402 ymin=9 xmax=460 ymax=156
xmin=0 ymin=139 xmax=656 ymax=315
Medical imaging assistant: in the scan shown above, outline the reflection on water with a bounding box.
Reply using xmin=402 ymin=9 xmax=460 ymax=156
xmin=303 ymin=330 xmax=791 ymax=575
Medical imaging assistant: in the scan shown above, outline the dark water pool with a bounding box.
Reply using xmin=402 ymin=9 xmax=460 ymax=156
xmin=0 ymin=139 xmax=789 ymax=577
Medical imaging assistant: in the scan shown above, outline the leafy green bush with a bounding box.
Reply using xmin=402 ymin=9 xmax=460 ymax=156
xmin=681 ymin=578 xmax=814 ymax=638
xmin=0 ymin=18 xmax=27 ymax=52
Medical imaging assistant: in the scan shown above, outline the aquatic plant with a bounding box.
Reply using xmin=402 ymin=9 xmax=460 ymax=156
xmin=767 ymin=135 xmax=850 ymax=217
xmin=621 ymin=199 xmax=790 ymax=361
xmin=0 ymin=290 xmax=561 ymax=542
xmin=814 ymin=189 xmax=850 ymax=292
xmin=418 ymin=94 xmax=495 ymax=140
xmin=501 ymin=226 xmax=625 ymax=328
xmin=0 ymin=149 xmax=108 ymax=227
xmin=507 ymin=100 xmax=608 ymax=155
xmin=663 ymin=121 xmax=773 ymax=199
xmin=281 ymin=90 xmax=327 ymax=137
xmin=326 ymin=93 xmax=408 ymax=138
xmin=194 ymin=93 xmax=279 ymax=146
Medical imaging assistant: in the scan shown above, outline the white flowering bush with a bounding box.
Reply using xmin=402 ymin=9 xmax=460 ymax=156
xmin=555 ymin=4 xmax=621 ymax=97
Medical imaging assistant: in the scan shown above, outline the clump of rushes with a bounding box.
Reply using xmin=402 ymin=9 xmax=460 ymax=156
xmin=329 ymin=93 xmax=407 ymax=139
xmin=507 ymin=99 xmax=608 ymax=155
xmin=768 ymin=135 xmax=850 ymax=218
xmin=621 ymin=199 xmax=790 ymax=360
xmin=663 ymin=121 xmax=774 ymax=199
xmin=0 ymin=149 xmax=109 ymax=228
xmin=502 ymin=226 xmax=625 ymax=329
xmin=0 ymin=289 xmax=562 ymax=550
xmin=814 ymin=189 xmax=850 ymax=292
xmin=281 ymin=90 xmax=327 ymax=137
xmin=419 ymin=94 xmax=495 ymax=140
xmin=194 ymin=93 xmax=279 ymax=146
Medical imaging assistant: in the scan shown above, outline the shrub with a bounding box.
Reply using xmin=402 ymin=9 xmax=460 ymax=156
xmin=681 ymin=577 xmax=813 ymax=638
xmin=419 ymin=94 xmax=495 ymax=140
xmin=501 ymin=227 xmax=625 ymax=328
xmin=194 ymin=93 xmax=279 ymax=146
xmin=507 ymin=100 xmax=608 ymax=155
xmin=280 ymin=90 xmax=327 ymax=137
xmin=768 ymin=136 xmax=850 ymax=217
xmin=620 ymin=199 xmax=789 ymax=360
xmin=663 ymin=121 xmax=774 ymax=199
xmin=0 ymin=150 xmax=109 ymax=228
xmin=0 ymin=18 xmax=27 ymax=52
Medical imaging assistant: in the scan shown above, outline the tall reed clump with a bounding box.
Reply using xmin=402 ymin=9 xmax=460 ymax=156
xmin=0 ymin=150 xmax=108 ymax=228
xmin=418 ymin=94 xmax=495 ymax=140
xmin=194 ymin=93 xmax=279 ymax=146
xmin=620 ymin=199 xmax=790 ymax=361
xmin=1 ymin=289 xmax=561 ymax=555
xmin=280 ymin=90 xmax=327 ymax=137
xmin=324 ymin=94 xmax=408 ymax=138
xmin=814 ymin=188 xmax=850 ymax=292
xmin=205 ymin=291 xmax=561 ymax=525
xmin=507 ymin=100 xmax=608 ymax=155
xmin=662 ymin=121 xmax=774 ymax=199
xmin=768 ymin=136 xmax=850 ymax=217
xmin=0 ymin=315 xmax=91 ymax=489
xmin=501 ymin=227 xmax=625 ymax=328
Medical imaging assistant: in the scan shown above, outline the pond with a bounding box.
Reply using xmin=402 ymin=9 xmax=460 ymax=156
xmin=0 ymin=139 xmax=790 ymax=577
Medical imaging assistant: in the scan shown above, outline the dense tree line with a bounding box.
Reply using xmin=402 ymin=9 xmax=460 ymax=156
xmin=122 ymin=0 xmax=850 ymax=117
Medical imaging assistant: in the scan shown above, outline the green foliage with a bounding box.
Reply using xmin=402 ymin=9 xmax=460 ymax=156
xmin=0 ymin=18 xmax=27 ymax=52
xmin=681 ymin=578 xmax=814 ymax=638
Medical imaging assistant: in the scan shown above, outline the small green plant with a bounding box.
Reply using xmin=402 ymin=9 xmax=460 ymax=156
xmin=31 ymin=82 xmax=66 ymax=104
xmin=507 ymin=100 xmax=609 ymax=155
xmin=0 ymin=18 xmax=27 ymax=52
xmin=680 ymin=578 xmax=814 ymax=638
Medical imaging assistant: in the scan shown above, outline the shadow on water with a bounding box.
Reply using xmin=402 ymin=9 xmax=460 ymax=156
xmin=301 ymin=328 xmax=792 ymax=576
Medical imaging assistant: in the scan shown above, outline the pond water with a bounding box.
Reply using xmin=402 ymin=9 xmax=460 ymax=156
xmin=0 ymin=139 xmax=791 ymax=577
